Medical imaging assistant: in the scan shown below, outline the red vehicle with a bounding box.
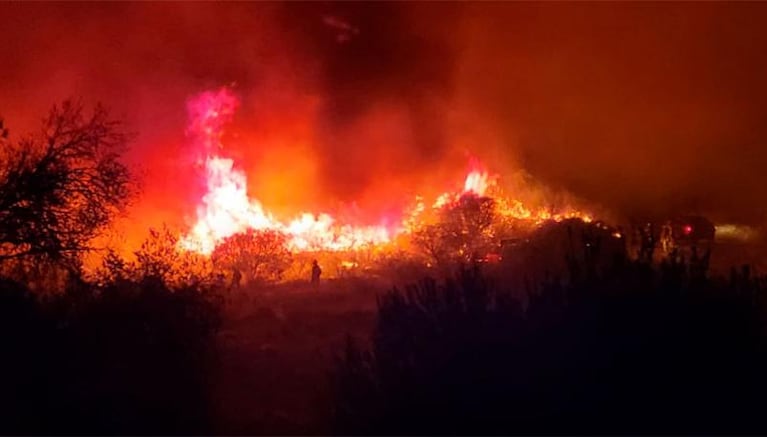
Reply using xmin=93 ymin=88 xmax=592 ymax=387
xmin=629 ymin=215 xmax=715 ymax=259
xmin=666 ymin=216 xmax=716 ymax=247
xmin=649 ymin=215 xmax=716 ymax=258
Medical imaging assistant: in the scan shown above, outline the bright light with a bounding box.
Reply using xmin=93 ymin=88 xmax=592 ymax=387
xmin=179 ymin=88 xmax=393 ymax=254
xmin=179 ymin=88 xmax=595 ymax=255
xmin=715 ymin=224 xmax=760 ymax=242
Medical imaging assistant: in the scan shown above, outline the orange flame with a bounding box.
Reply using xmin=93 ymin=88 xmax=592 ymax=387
xmin=179 ymin=89 xmax=392 ymax=254
xmin=463 ymin=169 xmax=490 ymax=196
xmin=179 ymin=88 xmax=593 ymax=255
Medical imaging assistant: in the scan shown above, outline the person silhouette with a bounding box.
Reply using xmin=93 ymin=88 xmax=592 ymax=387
xmin=311 ymin=259 xmax=322 ymax=288
xmin=231 ymin=267 xmax=242 ymax=289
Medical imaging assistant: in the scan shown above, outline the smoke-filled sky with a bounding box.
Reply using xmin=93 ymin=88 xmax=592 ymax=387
xmin=2 ymin=2 xmax=767 ymax=229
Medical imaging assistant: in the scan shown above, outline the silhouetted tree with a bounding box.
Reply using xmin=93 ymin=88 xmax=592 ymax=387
xmin=211 ymin=229 xmax=292 ymax=284
xmin=412 ymin=194 xmax=497 ymax=267
xmin=0 ymin=101 xmax=133 ymax=268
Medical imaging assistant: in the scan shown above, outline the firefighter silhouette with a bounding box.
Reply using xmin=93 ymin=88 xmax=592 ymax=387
xmin=231 ymin=267 xmax=242 ymax=289
xmin=311 ymin=259 xmax=322 ymax=288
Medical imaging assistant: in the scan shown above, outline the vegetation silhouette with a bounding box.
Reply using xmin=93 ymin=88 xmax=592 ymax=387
xmin=212 ymin=229 xmax=292 ymax=286
xmin=334 ymin=231 xmax=767 ymax=435
xmin=2 ymin=102 xmax=766 ymax=435
xmin=412 ymin=193 xmax=498 ymax=269
xmin=0 ymin=102 xmax=134 ymax=268
xmin=0 ymin=272 xmax=222 ymax=434
xmin=0 ymin=104 xmax=221 ymax=435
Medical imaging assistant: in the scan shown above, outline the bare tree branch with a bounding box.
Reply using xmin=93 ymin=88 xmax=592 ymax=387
xmin=0 ymin=100 xmax=136 ymax=268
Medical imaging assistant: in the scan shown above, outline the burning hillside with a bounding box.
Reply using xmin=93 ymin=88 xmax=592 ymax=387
xmin=179 ymin=88 xmax=593 ymax=256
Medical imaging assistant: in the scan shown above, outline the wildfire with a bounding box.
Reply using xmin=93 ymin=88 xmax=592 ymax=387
xmin=426 ymin=167 xmax=592 ymax=226
xmin=179 ymin=89 xmax=393 ymax=254
xmin=180 ymin=88 xmax=592 ymax=255
xmin=463 ymin=168 xmax=491 ymax=196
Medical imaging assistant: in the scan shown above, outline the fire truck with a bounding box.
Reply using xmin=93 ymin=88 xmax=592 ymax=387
xmin=654 ymin=216 xmax=716 ymax=256
xmin=625 ymin=215 xmax=715 ymax=260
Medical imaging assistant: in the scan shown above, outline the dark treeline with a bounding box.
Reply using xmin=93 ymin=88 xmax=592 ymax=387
xmin=0 ymin=276 xmax=221 ymax=434
xmin=5 ymin=238 xmax=765 ymax=435
xmin=334 ymin=253 xmax=767 ymax=435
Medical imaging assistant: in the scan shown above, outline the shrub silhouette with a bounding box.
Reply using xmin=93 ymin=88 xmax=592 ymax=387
xmin=0 ymin=273 xmax=222 ymax=435
xmin=412 ymin=194 xmax=498 ymax=268
xmin=211 ymin=228 xmax=292 ymax=285
xmin=334 ymin=255 xmax=767 ymax=434
xmin=90 ymin=225 xmax=218 ymax=291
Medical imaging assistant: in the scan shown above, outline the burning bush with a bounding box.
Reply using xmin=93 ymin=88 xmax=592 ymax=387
xmin=411 ymin=193 xmax=503 ymax=268
xmin=91 ymin=225 xmax=217 ymax=290
xmin=211 ymin=229 xmax=292 ymax=285
xmin=177 ymin=88 xmax=594 ymax=262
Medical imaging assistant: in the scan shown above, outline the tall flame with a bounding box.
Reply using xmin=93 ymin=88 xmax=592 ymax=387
xmin=180 ymin=89 xmax=392 ymax=254
xmin=180 ymin=88 xmax=593 ymax=255
xmin=463 ymin=169 xmax=490 ymax=196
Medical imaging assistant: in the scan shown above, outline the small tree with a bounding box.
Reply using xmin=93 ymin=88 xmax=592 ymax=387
xmin=412 ymin=194 xmax=497 ymax=267
xmin=0 ymin=101 xmax=134 ymax=268
xmin=211 ymin=229 xmax=292 ymax=284
xmin=411 ymin=223 xmax=451 ymax=267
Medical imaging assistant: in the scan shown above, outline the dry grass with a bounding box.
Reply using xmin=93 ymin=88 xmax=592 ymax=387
xmin=210 ymin=278 xmax=387 ymax=434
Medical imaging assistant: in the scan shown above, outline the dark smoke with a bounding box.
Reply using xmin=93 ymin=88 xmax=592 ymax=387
xmin=272 ymin=3 xmax=464 ymax=205
xmin=1 ymin=2 xmax=767 ymax=229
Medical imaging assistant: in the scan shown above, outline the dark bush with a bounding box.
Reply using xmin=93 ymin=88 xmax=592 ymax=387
xmin=334 ymin=258 xmax=767 ymax=434
xmin=0 ymin=275 xmax=222 ymax=435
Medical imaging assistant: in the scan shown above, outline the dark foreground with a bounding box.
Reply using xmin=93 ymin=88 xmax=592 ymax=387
xmin=2 ymin=238 xmax=767 ymax=435
xmin=211 ymin=280 xmax=383 ymax=434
